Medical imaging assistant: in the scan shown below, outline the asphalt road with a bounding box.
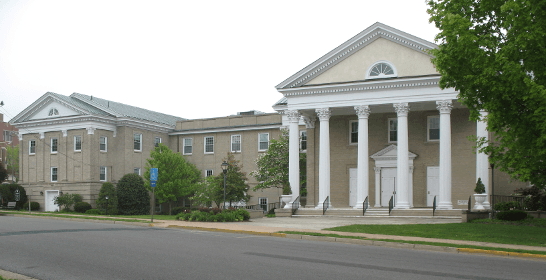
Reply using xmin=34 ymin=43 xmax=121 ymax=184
xmin=1 ymin=216 xmax=544 ymax=280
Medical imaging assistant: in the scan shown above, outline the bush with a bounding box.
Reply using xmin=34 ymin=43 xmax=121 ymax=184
xmin=474 ymin=178 xmax=486 ymax=194
xmin=85 ymin=209 xmax=104 ymax=215
xmin=0 ymin=183 xmax=27 ymax=209
xmin=73 ymin=194 xmax=83 ymax=203
xmin=494 ymin=201 xmax=521 ymax=211
xmin=175 ymin=208 xmax=250 ymax=222
xmin=117 ymin=173 xmax=150 ymax=215
xmin=171 ymin=207 xmax=189 ymax=215
xmin=54 ymin=193 xmax=78 ymax=211
xmin=74 ymin=202 xmax=92 ymax=213
xmin=22 ymin=201 xmax=40 ymax=211
xmin=497 ymin=210 xmax=528 ymax=221
xmin=97 ymin=182 xmax=118 ymax=215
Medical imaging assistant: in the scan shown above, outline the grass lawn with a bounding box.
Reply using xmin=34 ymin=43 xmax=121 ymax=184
xmin=326 ymin=219 xmax=546 ymax=247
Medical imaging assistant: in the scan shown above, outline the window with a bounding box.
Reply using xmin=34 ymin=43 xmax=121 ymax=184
xmin=366 ymin=61 xmax=397 ymax=79
xmin=155 ymin=137 xmax=162 ymax=147
xmin=100 ymin=166 xmax=107 ymax=181
xmin=29 ymin=140 xmax=36 ymax=154
xmin=428 ymin=116 xmax=440 ymax=141
xmin=100 ymin=136 xmax=107 ymax=152
xmin=183 ymin=138 xmax=193 ymax=155
xmin=51 ymin=167 xmax=58 ymax=182
xmin=134 ymin=133 xmax=142 ymax=151
xmin=74 ymin=136 xmax=82 ymax=151
xmin=48 ymin=108 xmax=59 ymax=116
xmin=231 ymin=135 xmax=241 ymax=152
xmin=350 ymin=121 xmax=358 ymax=144
xmin=205 ymin=169 xmax=213 ymax=177
xmin=300 ymin=131 xmax=307 ymax=151
xmin=388 ymin=118 xmax=398 ymax=143
xmin=259 ymin=197 xmax=268 ymax=212
xmin=134 ymin=168 xmax=141 ymax=175
xmin=258 ymin=133 xmax=269 ymax=151
xmin=204 ymin=136 xmax=214 ymax=154
xmin=3 ymin=131 xmax=12 ymax=142
xmin=51 ymin=138 xmax=58 ymax=153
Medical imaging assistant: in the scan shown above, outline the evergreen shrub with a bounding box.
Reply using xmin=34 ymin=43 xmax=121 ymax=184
xmin=74 ymin=202 xmax=92 ymax=213
xmin=497 ymin=210 xmax=528 ymax=221
xmin=23 ymin=201 xmax=40 ymax=211
xmin=117 ymin=173 xmax=150 ymax=215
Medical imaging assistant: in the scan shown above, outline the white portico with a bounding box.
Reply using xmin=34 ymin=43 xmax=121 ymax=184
xmin=274 ymin=23 xmax=491 ymax=210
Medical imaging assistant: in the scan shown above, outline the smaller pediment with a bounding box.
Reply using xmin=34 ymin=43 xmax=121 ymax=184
xmin=29 ymin=100 xmax=82 ymax=120
xmin=371 ymin=144 xmax=417 ymax=161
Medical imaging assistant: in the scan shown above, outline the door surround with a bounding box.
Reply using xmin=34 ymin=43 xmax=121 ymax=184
xmin=44 ymin=190 xmax=60 ymax=212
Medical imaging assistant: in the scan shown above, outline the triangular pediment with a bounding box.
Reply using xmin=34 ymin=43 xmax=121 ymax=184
xmin=29 ymin=99 xmax=82 ymax=120
xmin=276 ymin=22 xmax=439 ymax=89
xmin=371 ymin=144 xmax=417 ymax=161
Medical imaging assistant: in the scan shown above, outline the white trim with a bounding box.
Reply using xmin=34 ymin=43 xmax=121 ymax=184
xmin=427 ymin=115 xmax=440 ymax=142
xmin=51 ymin=137 xmax=58 ymax=153
xmin=231 ymin=134 xmax=241 ymax=153
xmin=74 ymin=135 xmax=82 ymax=151
xmin=349 ymin=120 xmax=358 ymax=145
xmin=183 ymin=138 xmax=193 ymax=155
xmin=205 ymin=169 xmax=213 ymax=177
xmin=170 ymin=124 xmax=282 ymax=136
xmin=365 ymin=60 xmax=398 ymax=80
xmin=51 ymin=166 xmax=58 ymax=182
xmin=134 ymin=168 xmax=141 ymax=175
xmin=29 ymin=140 xmax=36 ymax=155
xmin=204 ymin=136 xmax=214 ymax=154
xmin=154 ymin=136 xmax=162 ymax=147
xmin=100 ymin=136 xmax=107 ymax=152
xmin=134 ymin=133 xmax=142 ymax=152
xmin=100 ymin=166 xmax=107 ymax=181
xmin=258 ymin=133 xmax=269 ymax=151
xmin=388 ymin=118 xmax=397 ymax=143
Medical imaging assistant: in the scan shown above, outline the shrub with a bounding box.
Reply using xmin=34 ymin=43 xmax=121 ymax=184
xmin=171 ymin=207 xmax=189 ymax=215
xmin=96 ymin=182 xmax=118 ymax=215
xmin=85 ymin=209 xmax=104 ymax=215
xmin=268 ymin=207 xmax=276 ymax=215
xmin=474 ymin=178 xmax=486 ymax=194
xmin=117 ymin=173 xmax=150 ymax=215
xmin=0 ymin=183 xmax=27 ymax=209
xmin=54 ymin=193 xmax=77 ymax=211
xmin=497 ymin=210 xmax=528 ymax=221
xmin=74 ymin=202 xmax=92 ymax=213
xmin=73 ymin=194 xmax=83 ymax=203
xmin=22 ymin=201 xmax=40 ymax=211
xmin=494 ymin=201 xmax=520 ymax=211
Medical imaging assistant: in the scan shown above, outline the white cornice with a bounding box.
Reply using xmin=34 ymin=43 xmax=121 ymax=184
xmin=170 ymin=124 xmax=282 ymax=136
xmin=117 ymin=118 xmax=173 ymax=134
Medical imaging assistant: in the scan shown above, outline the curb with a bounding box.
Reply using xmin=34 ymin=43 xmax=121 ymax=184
xmin=166 ymin=225 xmax=286 ymax=237
xmin=5 ymin=214 xmax=154 ymax=227
xmin=457 ymin=248 xmax=546 ymax=259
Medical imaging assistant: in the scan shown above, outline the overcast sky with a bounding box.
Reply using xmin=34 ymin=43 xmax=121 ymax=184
xmin=0 ymin=0 xmax=439 ymax=123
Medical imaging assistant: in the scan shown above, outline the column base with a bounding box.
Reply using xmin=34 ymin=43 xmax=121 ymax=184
xmin=393 ymin=204 xmax=411 ymax=210
xmin=353 ymin=200 xmax=366 ymax=209
xmin=436 ymin=202 xmax=453 ymax=210
xmin=315 ymin=203 xmax=333 ymax=209
xmin=374 ymin=203 xmax=381 ymax=208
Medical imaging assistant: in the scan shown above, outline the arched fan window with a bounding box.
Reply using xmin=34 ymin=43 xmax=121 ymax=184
xmin=48 ymin=108 xmax=59 ymax=116
xmin=366 ymin=61 xmax=397 ymax=79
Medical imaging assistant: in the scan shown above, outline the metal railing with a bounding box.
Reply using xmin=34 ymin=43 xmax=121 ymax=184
xmin=490 ymin=195 xmax=525 ymax=210
xmin=468 ymin=195 xmax=472 ymax=212
xmin=432 ymin=196 xmax=437 ymax=217
xmin=388 ymin=196 xmax=394 ymax=215
xmin=268 ymin=202 xmax=280 ymax=212
xmin=292 ymin=196 xmax=300 ymax=215
xmin=363 ymin=196 xmax=369 ymax=216
xmin=323 ymin=196 xmax=329 ymax=215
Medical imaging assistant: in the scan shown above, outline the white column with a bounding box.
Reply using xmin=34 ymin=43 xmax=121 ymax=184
xmin=394 ymin=103 xmax=410 ymax=209
xmin=476 ymin=110 xmax=490 ymax=209
xmin=354 ymin=105 xmax=371 ymax=209
xmin=315 ymin=108 xmax=332 ymax=208
xmin=374 ymin=167 xmax=381 ymax=207
xmin=286 ymin=110 xmax=301 ymax=207
xmin=437 ymin=100 xmax=453 ymax=210
xmin=409 ymin=166 xmax=414 ymax=208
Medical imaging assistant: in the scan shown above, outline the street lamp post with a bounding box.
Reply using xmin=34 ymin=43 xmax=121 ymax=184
xmin=105 ymin=195 xmax=109 ymax=216
xmin=221 ymin=161 xmax=228 ymax=210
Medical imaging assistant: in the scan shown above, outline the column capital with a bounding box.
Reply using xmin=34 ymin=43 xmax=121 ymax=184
xmin=436 ymin=100 xmax=453 ymax=114
xmin=303 ymin=116 xmax=316 ymax=129
xmin=87 ymin=127 xmax=96 ymax=135
xmin=285 ymin=110 xmax=300 ymax=123
xmin=39 ymin=132 xmax=45 ymax=139
xmin=374 ymin=167 xmax=381 ymax=174
xmin=354 ymin=105 xmax=371 ymax=118
xmin=62 ymin=130 xmax=68 ymax=137
xmin=394 ymin=103 xmax=410 ymax=117
xmin=18 ymin=134 xmax=23 ymax=141
xmin=315 ymin=108 xmax=331 ymax=121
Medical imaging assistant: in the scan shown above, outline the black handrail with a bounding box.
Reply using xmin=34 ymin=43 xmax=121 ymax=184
xmin=433 ymin=196 xmax=437 ymax=217
xmin=468 ymin=195 xmax=472 ymax=212
xmin=363 ymin=196 xmax=369 ymax=216
xmin=292 ymin=196 xmax=300 ymax=215
xmin=388 ymin=196 xmax=394 ymax=215
xmin=323 ymin=196 xmax=329 ymax=215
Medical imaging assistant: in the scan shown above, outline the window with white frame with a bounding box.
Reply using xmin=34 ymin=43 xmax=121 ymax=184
xmin=100 ymin=166 xmax=107 ymax=181
xmin=205 ymin=169 xmax=213 ymax=177
xmin=259 ymin=197 xmax=268 ymax=212
xmin=428 ymin=116 xmax=440 ymax=141
xmin=74 ymin=136 xmax=82 ymax=151
xmin=204 ymin=136 xmax=214 ymax=154
xmin=134 ymin=168 xmax=141 ymax=175
xmin=134 ymin=133 xmax=142 ymax=151
xmin=366 ymin=61 xmax=397 ymax=79
xmin=183 ymin=138 xmax=193 ymax=155
xmin=100 ymin=136 xmax=107 ymax=152
xmin=51 ymin=167 xmax=58 ymax=182
xmin=231 ymin=135 xmax=241 ymax=152
xmin=3 ymin=131 xmax=12 ymax=142
xmin=388 ymin=118 xmax=398 ymax=143
xmin=29 ymin=140 xmax=36 ymax=154
xmin=51 ymin=138 xmax=58 ymax=153
xmin=258 ymin=133 xmax=269 ymax=151
xmin=300 ymin=130 xmax=307 ymax=151
xmin=350 ymin=121 xmax=358 ymax=144
xmin=155 ymin=137 xmax=162 ymax=147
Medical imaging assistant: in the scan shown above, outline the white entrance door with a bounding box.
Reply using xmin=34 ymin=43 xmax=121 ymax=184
xmin=427 ymin=166 xmax=440 ymax=207
xmin=45 ymin=190 xmax=59 ymax=212
xmin=349 ymin=168 xmax=357 ymax=207
xmin=381 ymin=168 xmax=396 ymax=206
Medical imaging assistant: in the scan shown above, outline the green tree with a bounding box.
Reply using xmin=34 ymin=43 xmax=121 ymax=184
xmin=54 ymin=193 xmax=77 ymax=211
xmin=117 ymin=173 xmax=150 ymax=215
xmin=250 ymin=131 xmax=306 ymax=195
xmin=144 ymin=143 xmax=201 ymax=215
xmin=0 ymin=183 xmax=27 ymax=208
xmin=428 ymin=0 xmax=546 ymax=187
xmin=0 ymin=162 xmax=7 ymax=183
xmin=96 ymin=182 xmax=118 ymax=214
xmin=6 ymin=144 xmax=19 ymax=181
